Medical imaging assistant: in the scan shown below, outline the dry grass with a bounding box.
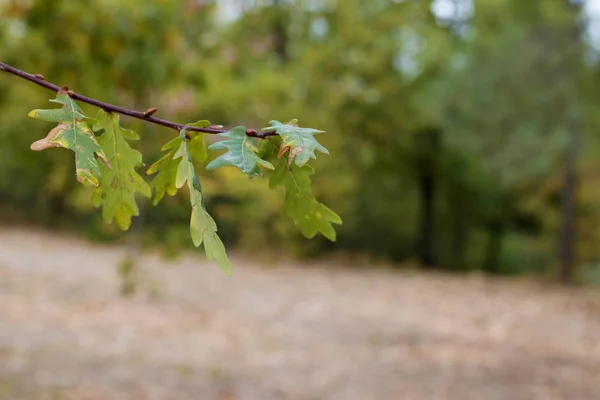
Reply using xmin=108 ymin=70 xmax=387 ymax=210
xmin=0 ymin=228 xmax=599 ymax=399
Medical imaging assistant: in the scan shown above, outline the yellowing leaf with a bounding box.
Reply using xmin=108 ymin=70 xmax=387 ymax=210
xmin=146 ymin=136 xmax=182 ymax=205
xmin=28 ymin=91 xmax=108 ymax=187
xmin=187 ymin=120 xmax=210 ymax=163
xmin=91 ymin=111 xmax=151 ymax=231
xmin=147 ymin=120 xmax=208 ymax=206
xmin=30 ymin=123 xmax=67 ymax=151
xmin=174 ymin=129 xmax=231 ymax=274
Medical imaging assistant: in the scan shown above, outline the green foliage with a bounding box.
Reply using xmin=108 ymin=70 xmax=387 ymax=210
xmin=142 ymin=115 xmax=339 ymax=271
xmin=262 ymin=137 xmax=342 ymax=241
xmin=174 ymin=129 xmax=231 ymax=274
xmin=28 ymin=92 xmax=108 ymax=187
xmin=262 ymin=120 xmax=328 ymax=167
xmin=147 ymin=136 xmax=181 ymax=206
xmin=147 ymin=120 xmax=209 ymax=206
xmin=90 ymin=111 xmax=151 ymax=230
xmin=206 ymin=126 xmax=274 ymax=175
xmin=147 ymin=132 xmax=231 ymax=269
xmin=3 ymin=0 xmax=595 ymax=277
xmin=188 ymin=124 xmax=209 ymax=164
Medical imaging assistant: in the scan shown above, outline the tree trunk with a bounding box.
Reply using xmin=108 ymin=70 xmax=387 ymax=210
xmin=449 ymin=192 xmax=469 ymax=269
xmin=418 ymin=168 xmax=436 ymax=267
xmin=415 ymin=127 xmax=441 ymax=268
xmin=483 ymin=221 xmax=505 ymax=274
xmin=559 ymin=2 xmax=583 ymax=284
xmin=559 ymin=123 xmax=579 ymax=283
xmin=272 ymin=0 xmax=288 ymax=63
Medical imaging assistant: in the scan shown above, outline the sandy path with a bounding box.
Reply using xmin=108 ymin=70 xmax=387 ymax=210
xmin=0 ymin=228 xmax=599 ymax=399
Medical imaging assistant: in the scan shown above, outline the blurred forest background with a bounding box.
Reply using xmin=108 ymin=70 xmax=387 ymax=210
xmin=1 ymin=0 xmax=600 ymax=282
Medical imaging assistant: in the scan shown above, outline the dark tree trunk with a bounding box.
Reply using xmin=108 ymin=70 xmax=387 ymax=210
xmin=449 ymin=194 xmax=469 ymax=269
xmin=415 ymin=127 xmax=441 ymax=268
xmin=483 ymin=221 xmax=505 ymax=274
xmin=558 ymin=1 xmax=584 ymax=284
xmin=418 ymin=169 xmax=436 ymax=267
xmin=272 ymin=0 xmax=288 ymax=63
xmin=559 ymin=124 xmax=579 ymax=283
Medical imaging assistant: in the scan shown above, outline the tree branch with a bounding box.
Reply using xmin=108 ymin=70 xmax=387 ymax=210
xmin=0 ymin=61 xmax=277 ymax=139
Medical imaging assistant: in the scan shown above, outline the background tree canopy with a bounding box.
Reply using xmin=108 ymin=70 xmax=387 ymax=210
xmin=1 ymin=0 xmax=600 ymax=280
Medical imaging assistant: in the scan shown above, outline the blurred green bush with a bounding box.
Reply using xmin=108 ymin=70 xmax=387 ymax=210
xmin=2 ymin=0 xmax=600 ymax=278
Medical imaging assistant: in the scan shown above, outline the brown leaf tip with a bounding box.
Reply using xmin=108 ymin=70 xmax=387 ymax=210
xmin=288 ymin=146 xmax=303 ymax=167
xmin=277 ymin=144 xmax=291 ymax=159
xmin=30 ymin=123 xmax=68 ymax=151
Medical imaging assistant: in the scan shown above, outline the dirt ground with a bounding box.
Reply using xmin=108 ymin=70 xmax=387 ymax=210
xmin=0 ymin=228 xmax=599 ymax=400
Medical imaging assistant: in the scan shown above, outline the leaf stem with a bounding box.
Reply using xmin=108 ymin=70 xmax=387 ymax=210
xmin=0 ymin=61 xmax=277 ymax=139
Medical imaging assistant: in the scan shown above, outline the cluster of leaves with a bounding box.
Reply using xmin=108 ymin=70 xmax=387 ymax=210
xmin=28 ymin=91 xmax=342 ymax=273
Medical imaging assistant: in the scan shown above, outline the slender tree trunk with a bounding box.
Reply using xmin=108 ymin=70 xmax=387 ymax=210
xmin=449 ymin=192 xmax=469 ymax=269
xmin=446 ymin=0 xmax=469 ymax=270
xmin=559 ymin=2 xmax=584 ymax=284
xmin=483 ymin=221 xmax=505 ymax=274
xmin=415 ymin=127 xmax=441 ymax=268
xmin=559 ymin=122 xmax=580 ymax=283
xmin=272 ymin=0 xmax=288 ymax=63
xmin=418 ymin=168 xmax=436 ymax=267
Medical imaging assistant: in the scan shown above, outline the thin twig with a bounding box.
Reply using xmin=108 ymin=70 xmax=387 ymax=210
xmin=0 ymin=61 xmax=277 ymax=139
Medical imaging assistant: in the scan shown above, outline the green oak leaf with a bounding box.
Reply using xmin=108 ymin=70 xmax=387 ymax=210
xmin=206 ymin=126 xmax=274 ymax=175
xmin=90 ymin=111 xmax=151 ymax=230
xmin=174 ymin=129 xmax=231 ymax=274
xmin=187 ymin=120 xmax=210 ymax=163
xmin=146 ymin=121 xmax=209 ymax=205
xmin=28 ymin=91 xmax=108 ymax=187
xmin=261 ymin=119 xmax=329 ymax=167
xmin=263 ymin=137 xmax=342 ymax=241
xmin=146 ymin=136 xmax=183 ymax=205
